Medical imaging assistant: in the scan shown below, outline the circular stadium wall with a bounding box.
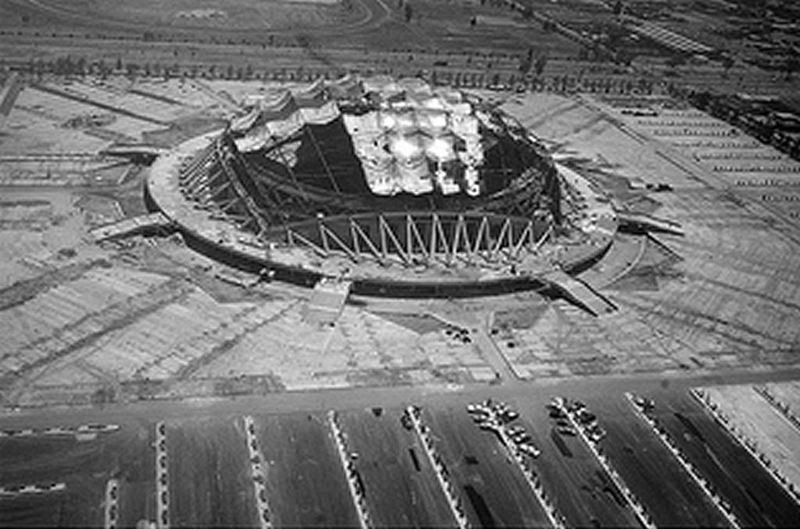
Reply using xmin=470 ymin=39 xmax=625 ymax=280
xmin=146 ymin=76 xmax=616 ymax=297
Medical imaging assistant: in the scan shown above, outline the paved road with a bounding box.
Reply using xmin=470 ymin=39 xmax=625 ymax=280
xmin=3 ymin=364 xmax=799 ymax=429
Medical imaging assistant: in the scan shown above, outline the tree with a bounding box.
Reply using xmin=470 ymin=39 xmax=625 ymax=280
xmin=126 ymin=62 xmax=139 ymax=79
xmin=666 ymin=54 xmax=687 ymax=69
xmin=783 ymin=55 xmax=798 ymax=80
xmin=720 ymin=55 xmax=734 ymax=78
xmin=404 ymin=3 xmax=413 ymax=23
xmin=534 ymin=54 xmax=548 ymax=76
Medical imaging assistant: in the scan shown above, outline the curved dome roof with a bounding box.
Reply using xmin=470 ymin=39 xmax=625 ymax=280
xmin=229 ymin=76 xmax=553 ymax=204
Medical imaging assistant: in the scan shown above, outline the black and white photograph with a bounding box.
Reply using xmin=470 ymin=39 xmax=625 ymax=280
xmin=0 ymin=0 xmax=799 ymax=527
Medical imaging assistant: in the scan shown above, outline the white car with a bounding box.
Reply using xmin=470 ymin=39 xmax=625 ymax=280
xmin=478 ymin=421 xmax=500 ymax=432
xmin=471 ymin=413 xmax=490 ymax=423
xmin=519 ymin=444 xmax=541 ymax=457
xmin=467 ymin=404 xmax=490 ymax=415
xmin=512 ymin=432 xmax=531 ymax=444
xmin=78 ymin=423 xmax=120 ymax=433
xmin=44 ymin=427 xmax=69 ymax=436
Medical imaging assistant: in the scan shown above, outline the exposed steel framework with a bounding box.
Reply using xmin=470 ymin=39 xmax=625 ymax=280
xmin=177 ymin=129 xmax=559 ymax=268
xmin=283 ymin=212 xmax=553 ymax=267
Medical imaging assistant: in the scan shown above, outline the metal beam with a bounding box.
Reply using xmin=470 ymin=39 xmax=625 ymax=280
xmin=472 ymin=216 xmax=489 ymax=256
xmin=350 ymin=218 xmax=384 ymax=265
xmin=304 ymin=127 xmax=342 ymax=195
xmin=431 ymin=213 xmax=451 ymax=264
xmin=512 ymin=221 xmax=534 ymax=259
xmin=406 ymin=214 xmax=430 ymax=264
xmin=320 ymin=223 xmax=359 ymax=261
xmin=490 ymin=218 xmax=511 ymax=260
xmin=318 ymin=221 xmax=330 ymax=253
xmin=454 ymin=215 xmax=474 ymax=264
xmin=378 ymin=215 xmax=410 ymax=265
xmin=287 ymin=229 xmax=329 ymax=257
xmin=215 ymin=140 xmax=271 ymax=235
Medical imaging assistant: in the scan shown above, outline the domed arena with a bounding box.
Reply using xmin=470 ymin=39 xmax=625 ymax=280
xmin=147 ymin=76 xmax=614 ymax=296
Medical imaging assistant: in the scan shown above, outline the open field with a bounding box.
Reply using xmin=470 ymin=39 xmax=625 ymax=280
xmin=496 ymin=91 xmax=800 ymax=379
xmin=0 ymin=0 xmax=366 ymax=34
xmin=0 ymin=0 xmax=579 ymax=58
xmin=602 ymin=97 xmax=800 ymax=223
xmin=0 ymin=241 xmax=495 ymax=407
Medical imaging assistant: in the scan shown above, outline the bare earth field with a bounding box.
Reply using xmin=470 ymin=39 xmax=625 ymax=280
xmin=1 ymin=0 xmax=366 ymax=33
xmin=0 ymin=0 xmax=579 ymax=60
xmin=497 ymin=91 xmax=800 ymax=379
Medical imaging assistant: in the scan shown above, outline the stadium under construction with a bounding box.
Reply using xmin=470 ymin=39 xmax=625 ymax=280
xmin=146 ymin=75 xmax=618 ymax=302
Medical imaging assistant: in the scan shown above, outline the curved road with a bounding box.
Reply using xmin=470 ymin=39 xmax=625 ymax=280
xmin=10 ymin=0 xmax=393 ymax=38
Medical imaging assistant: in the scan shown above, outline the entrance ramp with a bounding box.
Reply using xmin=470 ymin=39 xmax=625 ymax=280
xmin=304 ymin=278 xmax=352 ymax=326
xmin=543 ymin=269 xmax=617 ymax=317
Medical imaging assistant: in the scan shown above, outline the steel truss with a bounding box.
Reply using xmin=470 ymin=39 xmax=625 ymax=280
xmin=177 ymin=133 xmax=555 ymax=269
xmin=281 ymin=211 xmax=552 ymax=267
